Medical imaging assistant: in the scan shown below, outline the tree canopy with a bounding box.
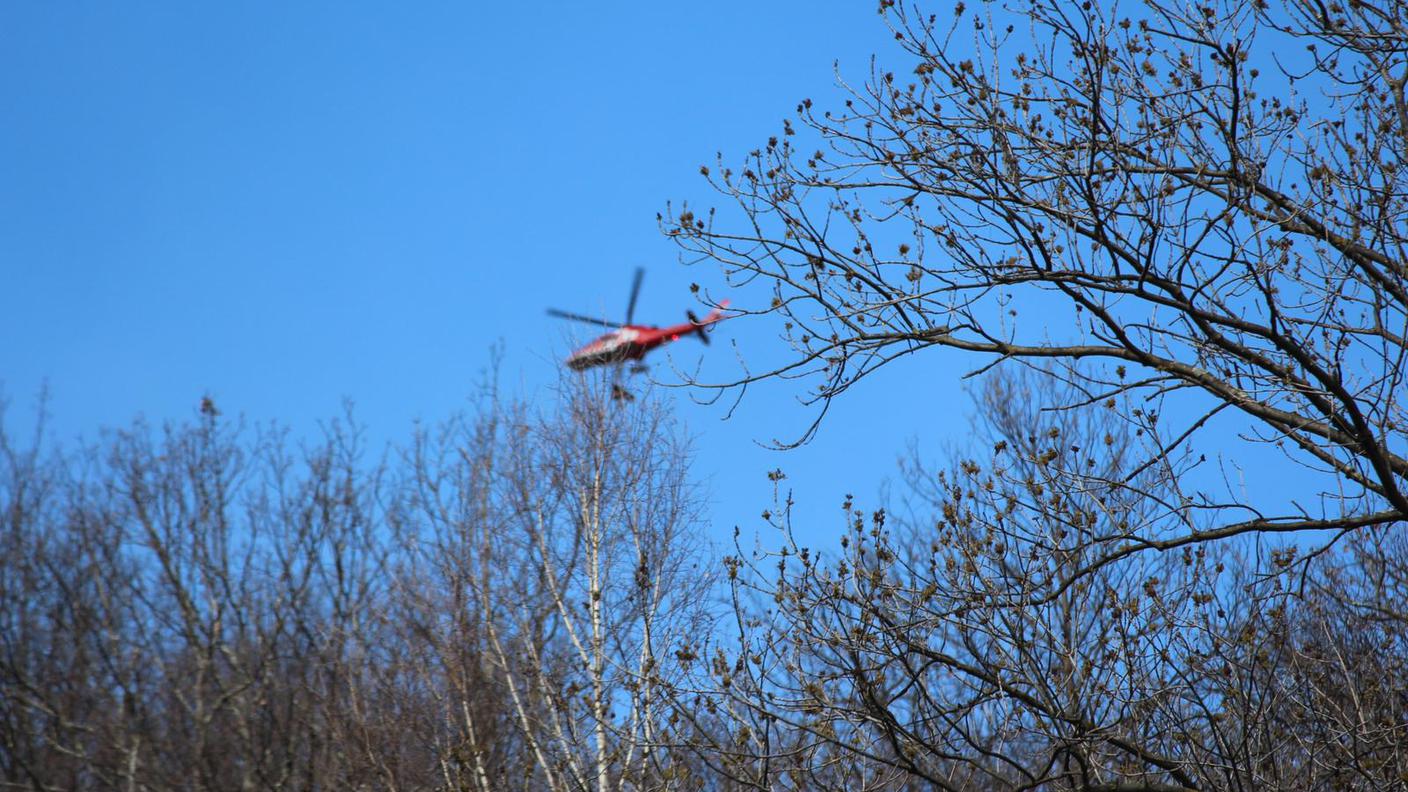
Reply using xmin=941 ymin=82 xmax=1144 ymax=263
xmin=668 ymin=0 xmax=1408 ymax=564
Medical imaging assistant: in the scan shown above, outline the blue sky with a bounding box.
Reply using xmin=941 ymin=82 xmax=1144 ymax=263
xmin=2 ymin=2 xmax=983 ymax=546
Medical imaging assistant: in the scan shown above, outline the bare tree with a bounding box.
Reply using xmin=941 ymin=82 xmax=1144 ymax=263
xmin=1 ymin=373 xmax=716 ymax=792
xmin=1246 ymin=525 xmax=1408 ymax=786
xmin=0 ymin=398 xmax=412 ymax=790
xmin=667 ymin=0 xmax=1408 ymax=570
xmin=396 ymin=370 xmax=714 ymax=792
xmin=686 ymin=369 xmax=1408 ymax=790
xmin=660 ymin=3 xmax=1408 ymax=781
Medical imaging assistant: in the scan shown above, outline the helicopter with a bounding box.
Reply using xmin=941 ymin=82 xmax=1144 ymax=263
xmin=548 ymin=268 xmax=730 ymax=371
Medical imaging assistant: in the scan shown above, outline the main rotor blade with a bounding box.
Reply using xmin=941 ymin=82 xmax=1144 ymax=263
xmin=624 ymin=267 xmax=645 ymax=325
xmin=547 ymin=308 xmax=619 ymax=329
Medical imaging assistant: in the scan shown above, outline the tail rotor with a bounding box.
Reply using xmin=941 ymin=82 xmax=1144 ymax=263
xmin=686 ymin=309 xmax=711 ymax=345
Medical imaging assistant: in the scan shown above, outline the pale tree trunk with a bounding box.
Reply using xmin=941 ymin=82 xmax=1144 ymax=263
xmin=401 ymin=370 xmax=707 ymax=792
xmin=585 ymin=481 xmax=611 ymax=792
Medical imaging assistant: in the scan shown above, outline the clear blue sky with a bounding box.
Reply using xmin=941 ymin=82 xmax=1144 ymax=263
xmin=2 ymin=2 xmax=983 ymax=547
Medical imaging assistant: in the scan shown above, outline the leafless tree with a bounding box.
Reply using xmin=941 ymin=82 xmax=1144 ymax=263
xmin=394 ymin=371 xmax=714 ymax=792
xmin=684 ymin=369 xmax=1407 ymax=790
xmin=1244 ymin=525 xmax=1408 ymax=786
xmin=0 ymin=371 xmax=712 ymax=792
xmin=666 ymin=0 xmax=1408 ymax=571
xmin=660 ymin=1 xmax=1408 ymax=782
xmin=0 ymin=398 xmax=408 ymax=791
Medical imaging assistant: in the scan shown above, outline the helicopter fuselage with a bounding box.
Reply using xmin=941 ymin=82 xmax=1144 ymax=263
xmin=549 ymin=266 xmax=729 ymax=371
xmin=564 ymin=302 xmax=729 ymax=370
xmin=565 ymin=322 xmax=691 ymax=371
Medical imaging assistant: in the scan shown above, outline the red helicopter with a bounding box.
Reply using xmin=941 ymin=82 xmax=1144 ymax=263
xmin=548 ymin=268 xmax=730 ymax=371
